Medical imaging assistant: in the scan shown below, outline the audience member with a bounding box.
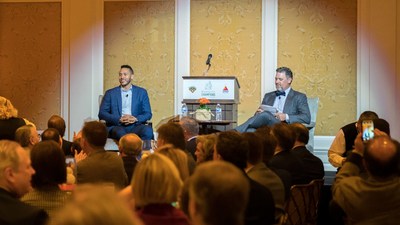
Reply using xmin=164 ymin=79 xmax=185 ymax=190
xmin=48 ymin=115 xmax=73 ymax=156
xmin=76 ymin=121 xmax=128 ymax=190
xmin=41 ymin=128 xmax=62 ymax=145
xmin=157 ymin=144 xmax=190 ymax=181
xmin=15 ymin=124 xmax=40 ymax=151
xmin=179 ymin=116 xmax=199 ymax=160
xmin=290 ymin=123 xmax=325 ymax=182
xmin=269 ymin=123 xmax=306 ymax=185
xmin=0 ymin=140 xmax=48 ymax=225
xmin=0 ymin=96 xmax=35 ymax=140
xmin=132 ymin=154 xmax=190 ymax=225
xmin=243 ymin=132 xmax=285 ymax=215
xmin=331 ymin=134 xmax=400 ymax=224
xmin=195 ymin=134 xmax=216 ymax=164
xmin=118 ymin=133 xmax=142 ymax=182
xmin=49 ymin=184 xmax=143 ymax=225
xmin=21 ymin=141 xmax=71 ymax=217
xmin=235 ymin=67 xmax=310 ymax=132
xmin=328 ymin=111 xmax=379 ymax=168
xmin=99 ymin=64 xmax=153 ymax=141
xmin=214 ymin=131 xmax=275 ymax=225
xmin=189 ymin=161 xmax=250 ymax=225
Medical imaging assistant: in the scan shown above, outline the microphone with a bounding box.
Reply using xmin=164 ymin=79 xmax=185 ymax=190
xmin=125 ymin=94 xmax=128 ymax=97
xmin=206 ymin=54 xmax=212 ymax=65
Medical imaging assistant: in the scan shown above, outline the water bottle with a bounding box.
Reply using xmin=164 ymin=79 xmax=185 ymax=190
xmin=181 ymin=103 xmax=188 ymax=117
xmin=215 ymin=103 xmax=222 ymax=121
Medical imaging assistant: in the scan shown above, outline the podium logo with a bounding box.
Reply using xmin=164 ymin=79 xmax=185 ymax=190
xmin=223 ymin=86 xmax=229 ymax=93
xmin=189 ymin=86 xmax=196 ymax=93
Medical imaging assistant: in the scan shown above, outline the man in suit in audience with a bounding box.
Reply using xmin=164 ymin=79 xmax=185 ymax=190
xmin=179 ymin=116 xmax=199 ymax=160
xmin=0 ymin=140 xmax=48 ymax=225
xmin=189 ymin=161 xmax=250 ymax=225
xmin=99 ymin=65 xmax=153 ymax=141
xmin=290 ymin=123 xmax=324 ymax=183
xmin=77 ymin=121 xmax=128 ymax=190
xmin=328 ymin=111 xmax=379 ymax=169
xmin=331 ymin=133 xmax=400 ymax=224
xmin=15 ymin=124 xmax=40 ymax=151
xmin=48 ymin=115 xmax=73 ymax=156
xmin=235 ymin=67 xmax=310 ymax=132
xmin=214 ymin=131 xmax=276 ymax=225
xmin=243 ymin=132 xmax=285 ymax=220
xmin=118 ymin=133 xmax=142 ymax=182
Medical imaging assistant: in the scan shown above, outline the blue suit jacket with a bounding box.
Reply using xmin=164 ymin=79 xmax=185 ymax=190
xmin=261 ymin=88 xmax=311 ymax=124
xmin=98 ymin=85 xmax=152 ymax=130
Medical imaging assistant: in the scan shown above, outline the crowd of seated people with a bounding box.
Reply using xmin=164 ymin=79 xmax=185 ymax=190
xmin=1 ymin=96 xmax=399 ymax=225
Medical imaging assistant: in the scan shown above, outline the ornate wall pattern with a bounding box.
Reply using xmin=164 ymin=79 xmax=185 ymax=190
xmin=104 ymin=1 xmax=175 ymax=127
xmin=278 ymin=0 xmax=357 ymax=135
xmin=0 ymin=3 xmax=61 ymax=130
xmin=191 ymin=0 xmax=262 ymax=124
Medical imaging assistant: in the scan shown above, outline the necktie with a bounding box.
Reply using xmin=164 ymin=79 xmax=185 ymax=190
xmin=275 ymin=91 xmax=286 ymax=97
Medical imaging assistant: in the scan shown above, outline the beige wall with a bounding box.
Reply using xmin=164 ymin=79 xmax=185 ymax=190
xmin=0 ymin=2 xmax=61 ymax=130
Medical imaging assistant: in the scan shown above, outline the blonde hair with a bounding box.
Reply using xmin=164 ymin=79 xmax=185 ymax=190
xmin=196 ymin=134 xmax=217 ymax=163
xmin=132 ymin=154 xmax=182 ymax=208
xmin=0 ymin=140 xmax=21 ymax=179
xmin=0 ymin=96 xmax=18 ymax=119
xmin=157 ymin=144 xmax=189 ymax=181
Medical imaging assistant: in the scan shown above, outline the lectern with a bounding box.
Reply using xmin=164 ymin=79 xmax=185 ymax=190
xmin=182 ymin=76 xmax=240 ymax=132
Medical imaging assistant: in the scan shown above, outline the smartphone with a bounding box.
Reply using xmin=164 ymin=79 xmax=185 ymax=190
xmin=362 ymin=120 xmax=374 ymax=141
xmin=65 ymin=156 xmax=77 ymax=177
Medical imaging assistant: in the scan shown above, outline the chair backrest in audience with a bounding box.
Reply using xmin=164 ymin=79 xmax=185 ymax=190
xmin=304 ymin=97 xmax=319 ymax=151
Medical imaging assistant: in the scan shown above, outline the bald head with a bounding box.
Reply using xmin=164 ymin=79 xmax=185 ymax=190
xmin=119 ymin=133 xmax=142 ymax=156
xmin=364 ymin=136 xmax=398 ymax=178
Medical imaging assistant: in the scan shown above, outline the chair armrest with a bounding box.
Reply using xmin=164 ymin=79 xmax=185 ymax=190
xmin=302 ymin=122 xmax=316 ymax=130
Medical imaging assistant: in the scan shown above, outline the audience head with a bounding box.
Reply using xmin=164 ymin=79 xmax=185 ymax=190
xmin=49 ymin=185 xmax=142 ymax=225
xmin=157 ymin=144 xmax=189 ymax=181
xmin=271 ymin=123 xmax=295 ymax=153
xmin=290 ymin=123 xmax=309 ymax=145
xmin=364 ymin=136 xmax=398 ymax=179
xmin=356 ymin=111 xmax=379 ymax=132
xmin=131 ymin=154 xmax=182 ymax=208
xmin=41 ymin=128 xmax=62 ymax=145
xmin=242 ymin=132 xmax=263 ymax=166
xmin=372 ymin=118 xmax=390 ymax=136
xmin=214 ymin=131 xmax=249 ymax=170
xmin=0 ymin=96 xmax=18 ymax=119
xmin=179 ymin=116 xmax=199 ymax=140
xmin=156 ymin=122 xmax=186 ymax=150
xmin=47 ymin=115 xmax=67 ymax=137
xmin=119 ymin=133 xmax=142 ymax=157
xmin=81 ymin=121 xmax=108 ymax=150
xmin=195 ymin=134 xmax=217 ymax=164
xmin=15 ymin=125 xmax=40 ymax=148
xmin=0 ymin=140 xmax=35 ymax=197
xmin=255 ymin=126 xmax=277 ymax=163
xmin=188 ymin=161 xmax=250 ymax=225
xmin=30 ymin=141 xmax=66 ymax=189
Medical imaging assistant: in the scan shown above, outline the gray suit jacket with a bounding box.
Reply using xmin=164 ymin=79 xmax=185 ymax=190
xmin=77 ymin=149 xmax=128 ymax=190
xmin=261 ymin=88 xmax=310 ymax=124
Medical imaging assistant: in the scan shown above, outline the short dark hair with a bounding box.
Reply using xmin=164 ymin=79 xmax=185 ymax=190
xmin=215 ymin=131 xmax=248 ymax=170
xmin=157 ymin=122 xmax=186 ymax=150
xmin=242 ymin=132 xmax=263 ymax=165
xmin=41 ymin=128 xmax=60 ymax=143
xmin=121 ymin=65 xmax=134 ymax=74
xmin=31 ymin=141 xmax=66 ymax=188
xmin=48 ymin=115 xmax=66 ymax=137
xmin=82 ymin=121 xmax=108 ymax=147
xmin=276 ymin=67 xmax=293 ymax=79
xmin=290 ymin=123 xmax=309 ymax=144
xmin=255 ymin=126 xmax=277 ymax=163
xmin=271 ymin=123 xmax=295 ymax=151
xmin=364 ymin=136 xmax=398 ymax=178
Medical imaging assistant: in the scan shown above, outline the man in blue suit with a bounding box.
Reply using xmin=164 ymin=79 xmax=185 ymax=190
xmin=235 ymin=67 xmax=310 ymax=133
xmin=99 ymin=65 xmax=153 ymax=140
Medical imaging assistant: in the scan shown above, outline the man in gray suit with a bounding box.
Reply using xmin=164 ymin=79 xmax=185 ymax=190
xmin=235 ymin=67 xmax=310 ymax=132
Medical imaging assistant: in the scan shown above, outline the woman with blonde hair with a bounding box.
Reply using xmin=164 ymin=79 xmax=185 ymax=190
xmin=157 ymin=144 xmax=190 ymax=181
xmin=195 ymin=134 xmax=217 ymax=164
xmin=0 ymin=96 xmax=35 ymax=140
xmin=132 ymin=153 xmax=190 ymax=225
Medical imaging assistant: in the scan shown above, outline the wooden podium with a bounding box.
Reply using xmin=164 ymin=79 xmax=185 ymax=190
xmin=182 ymin=76 xmax=240 ymax=132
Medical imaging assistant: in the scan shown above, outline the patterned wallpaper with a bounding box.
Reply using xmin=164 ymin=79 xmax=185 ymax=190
xmin=104 ymin=1 xmax=175 ymax=127
xmin=191 ymin=0 xmax=262 ymax=124
xmin=278 ymin=0 xmax=357 ymax=135
xmin=0 ymin=3 xmax=61 ymax=130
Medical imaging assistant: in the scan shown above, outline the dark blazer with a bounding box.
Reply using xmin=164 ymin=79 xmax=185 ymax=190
xmin=261 ymin=88 xmax=311 ymax=124
xmin=246 ymin=177 xmax=276 ymax=225
xmin=269 ymin=150 xmax=307 ymax=185
xmin=186 ymin=137 xmax=197 ymax=161
xmin=98 ymin=85 xmax=152 ymax=131
xmin=291 ymin=146 xmax=325 ymax=183
xmin=0 ymin=188 xmax=48 ymax=225
xmin=62 ymin=139 xmax=73 ymax=156
xmin=77 ymin=149 xmax=128 ymax=190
